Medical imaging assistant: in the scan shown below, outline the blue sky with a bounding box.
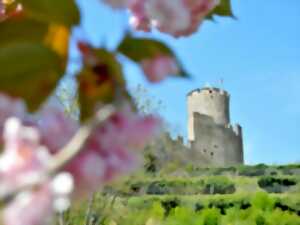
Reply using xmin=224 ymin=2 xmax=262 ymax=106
xmin=68 ymin=0 xmax=300 ymax=164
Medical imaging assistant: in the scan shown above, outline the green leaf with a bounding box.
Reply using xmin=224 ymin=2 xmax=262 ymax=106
xmin=0 ymin=16 xmax=71 ymax=61
xmin=0 ymin=17 xmax=49 ymax=47
xmin=19 ymin=0 xmax=80 ymax=27
xmin=210 ymin=0 xmax=234 ymax=17
xmin=117 ymin=34 xmax=189 ymax=77
xmin=0 ymin=43 xmax=63 ymax=111
xmin=78 ymin=48 xmax=126 ymax=121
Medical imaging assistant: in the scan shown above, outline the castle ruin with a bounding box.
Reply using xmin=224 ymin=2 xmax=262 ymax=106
xmin=187 ymin=87 xmax=244 ymax=166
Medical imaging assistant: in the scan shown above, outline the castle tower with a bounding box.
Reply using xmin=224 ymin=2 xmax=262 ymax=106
xmin=187 ymin=87 xmax=230 ymax=141
xmin=187 ymin=87 xmax=244 ymax=166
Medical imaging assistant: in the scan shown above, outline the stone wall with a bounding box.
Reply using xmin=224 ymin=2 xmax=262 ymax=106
xmin=191 ymin=113 xmax=243 ymax=166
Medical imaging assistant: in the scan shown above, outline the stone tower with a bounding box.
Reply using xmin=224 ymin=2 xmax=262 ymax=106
xmin=187 ymin=87 xmax=244 ymax=166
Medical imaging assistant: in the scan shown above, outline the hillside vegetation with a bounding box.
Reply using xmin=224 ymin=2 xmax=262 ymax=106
xmin=58 ymin=164 xmax=300 ymax=225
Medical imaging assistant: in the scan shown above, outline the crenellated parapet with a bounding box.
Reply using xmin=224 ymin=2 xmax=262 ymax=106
xmin=224 ymin=123 xmax=242 ymax=137
xmin=187 ymin=87 xmax=230 ymax=97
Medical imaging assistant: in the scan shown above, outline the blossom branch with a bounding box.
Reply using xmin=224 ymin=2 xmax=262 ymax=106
xmin=47 ymin=104 xmax=115 ymax=174
xmin=0 ymin=104 xmax=115 ymax=204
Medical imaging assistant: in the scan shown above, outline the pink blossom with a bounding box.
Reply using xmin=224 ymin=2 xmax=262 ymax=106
xmin=145 ymin=0 xmax=191 ymax=35
xmin=0 ymin=1 xmax=4 ymax=17
xmin=0 ymin=93 xmax=161 ymax=200
xmin=129 ymin=0 xmax=151 ymax=31
xmin=3 ymin=173 xmax=74 ymax=225
xmin=141 ymin=55 xmax=179 ymax=83
xmin=174 ymin=0 xmax=220 ymax=37
xmin=63 ymin=107 xmax=161 ymax=195
xmin=0 ymin=93 xmax=26 ymax=143
xmin=36 ymin=106 xmax=79 ymax=154
xmin=3 ymin=185 xmax=54 ymax=225
xmin=0 ymin=118 xmax=50 ymax=195
xmin=128 ymin=0 xmax=219 ymax=37
xmin=0 ymin=118 xmax=74 ymax=225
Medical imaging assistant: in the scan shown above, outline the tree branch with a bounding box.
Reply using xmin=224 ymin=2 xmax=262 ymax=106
xmin=47 ymin=104 xmax=115 ymax=174
xmin=0 ymin=104 xmax=115 ymax=204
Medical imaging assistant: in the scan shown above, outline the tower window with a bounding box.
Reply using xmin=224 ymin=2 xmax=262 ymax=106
xmin=214 ymin=145 xmax=218 ymax=149
xmin=203 ymin=149 xmax=207 ymax=153
xmin=210 ymin=152 xmax=214 ymax=157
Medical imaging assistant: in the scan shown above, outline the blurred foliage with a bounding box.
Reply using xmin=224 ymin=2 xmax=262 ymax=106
xmin=0 ymin=0 xmax=236 ymax=117
xmin=19 ymin=0 xmax=80 ymax=26
xmin=210 ymin=0 xmax=234 ymax=17
xmin=0 ymin=0 xmax=192 ymax=115
xmin=118 ymin=34 xmax=189 ymax=78
xmin=0 ymin=0 xmax=76 ymax=111
xmin=77 ymin=48 xmax=126 ymax=121
xmin=0 ymin=42 xmax=63 ymax=110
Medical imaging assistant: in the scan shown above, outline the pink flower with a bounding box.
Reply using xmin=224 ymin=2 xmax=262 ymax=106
xmin=0 ymin=93 xmax=26 ymax=143
xmin=3 ymin=185 xmax=54 ymax=225
xmin=3 ymin=173 xmax=74 ymax=225
xmin=141 ymin=55 xmax=179 ymax=83
xmin=145 ymin=0 xmax=191 ymax=35
xmin=175 ymin=0 xmax=220 ymax=37
xmin=0 ymin=118 xmax=50 ymax=194
xmin=0 ymin=118 xmax=74 ymax=225
xmin=63 ymin=107 xmax=161 ymax=195
xmin=0 ymin=1 xmax=5 ymax=16
xmin=128 ymin=0 xmax=219 ymax=37
xmin=36 ymin=106 xmax=79 ymax=154
xmin=129 ymin=0 xmax=151 ymax=32
xmin=0 ymin=93 xmax=161 ymax=200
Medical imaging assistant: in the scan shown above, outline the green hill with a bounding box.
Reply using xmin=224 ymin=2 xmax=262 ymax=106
xmin=59 ymin=164 xmax=300 ymax=225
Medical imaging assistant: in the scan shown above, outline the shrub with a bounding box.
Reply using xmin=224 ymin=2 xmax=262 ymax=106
xmin=274 ymin=201 xmax=299 ymax=216
xmin=203 ymin=177 xmax=236 ymax=195
xmin=130 ymin=182 xmax=144 ymax=194
xmin=195 ymin=202 xmax=205 ymax=212
xmin=277 ymin=164 xmax=300 ymax=176
xmin=147 ymin=181 xmax=170 ymax=195
xmin=212 ymin=167 xmax=237 ymax=176
xmin=143 ymin=179 xmax=205 ymax=195
xmin=251 ymin=192 xmax=275 ymax=211
xmin=208 ymin=200 xmax=235 ymax=215
xmin=161 ymin=198 xmax=180 ymax=215
xmin=255 ymin=214 xmax=268 ymax=225
xmin=238 ymin=164 xmax=267 ymax=177
xmin=270 ymin=171 xmax=278 ymax=176
xmin=258 ymin=177 xmax=297 ymax=193
xmin=201 ymin=208 xmax=221 ymax=225
xmin=144 ymin=153 xmax=158 ymax=173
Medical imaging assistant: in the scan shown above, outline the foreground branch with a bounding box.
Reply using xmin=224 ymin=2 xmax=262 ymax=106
xmin=47 ymin=104 xmax=115 ymax=174
xmin=0 ymin=105 xmax=115 ymax=204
